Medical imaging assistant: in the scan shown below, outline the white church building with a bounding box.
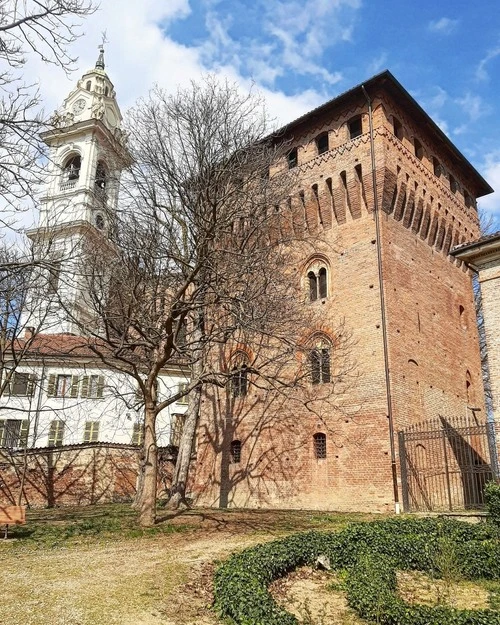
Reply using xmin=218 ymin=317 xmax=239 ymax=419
xmin=0 ymin=49 xmax=188 ymax=452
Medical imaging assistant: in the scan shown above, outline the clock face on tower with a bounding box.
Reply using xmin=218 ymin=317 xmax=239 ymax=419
xmin=72 ymin=98 xmax=86 ymax=115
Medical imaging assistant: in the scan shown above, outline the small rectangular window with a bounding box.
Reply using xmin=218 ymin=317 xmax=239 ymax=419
xmin=48 ymin=420 xmax=65 ymax=447
xmin=47 ymin=262 xmax=61 ymax=295
xmin=348 ymin=117 xmax=362 ymax=139
xmin=83 ymin=421 xmax=100 ymax=443
xmin=316 ymin=133 xmax=329 ymax=154
xmin=313 ymin=433 xmax=327 ymax=459
xmin=287 ymin=148 xmax=298 ymax=169
xmin=393 ymin=117 xmax=404 ymax=141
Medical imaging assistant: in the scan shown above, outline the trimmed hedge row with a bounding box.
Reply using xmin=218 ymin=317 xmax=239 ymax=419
xmin=213 ymin=517 xmax=500 ymax=625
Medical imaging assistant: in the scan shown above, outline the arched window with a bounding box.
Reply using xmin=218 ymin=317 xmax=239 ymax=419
xmin=307 ymin=264 xmax=328 ymax=301
xmin=62 ymin=154 xmax=81 ymax=184
xmin=308 ymin=271 xmax=317 ymax=301
xmin=86 ymin=80 xmax=91 ymax=91
xmin=309 ymin=337 xmax=331 ymax=385
xmin=318 ymin=267 xmax=327 ymax=299
xmin=95 ymin=161 xmax=107 ymax=190
xmin=230 ymin=440 xmax=241 ymax=463
xmin=104 ymin=86 xmax=109 ymax=97
xmin=313 ymin=433 xmax=327 ymax=459
xmin=231 ymin=364 xmax=248 ymax=397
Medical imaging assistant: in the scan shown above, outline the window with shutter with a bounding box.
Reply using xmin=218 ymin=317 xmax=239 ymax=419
xmin=0 ymin=419 xmax=26 ymax=447
xmin=132 ymin=422 xmax=144 ymax=446
xmin=70 ymin=375 xmax=80 ymax=398
xmin=83 ymin=421 xmax=100 ymax=443
xmin=80 ymin=375 xmax=89 ymax=398
xmin=9 ymin=372 xmax=36 ymax=396
xmin=47 ymin=374 xmax=56 ymax=397
xmin=48 ymin=420 xmax=65 ymax=447
xmin=177 ymin=383 xmax=189 ymax=405
xmin=54 ymin=375 xmax=72 ymax=398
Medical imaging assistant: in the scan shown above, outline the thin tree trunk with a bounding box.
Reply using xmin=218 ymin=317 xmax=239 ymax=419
xmin=167 ymin=381 xmax=201 ymax=509
xmin=167 ymin=313 xmax=204 ymax=510
xmin=136 ymin=406 xmax=158 ymax=527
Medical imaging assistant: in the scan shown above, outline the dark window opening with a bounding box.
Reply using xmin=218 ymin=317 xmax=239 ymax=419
xmin=313 ymin=433 xmax=327 ymax=459
xmin=318 ymin=267 xmax=327 ymax=299
xmin=464 ymin=191 xmax=474 ymax=209
xmin=230 ymin=440 xmax=241 ymax=463
xmin=104 ymin=86 xmax=109 ymax=97
xmin=393 ymin=117 xmax=404 ymax=141
xmin=95 ymin=213 xmax=105 ymax=230
xmin=449 ymin=174 xmax=458 ymax=194
xmin=95 ymin=161 xmax=107 ymax=190
xmin=308 ymin=271 xmax=318 ymax=302
xmin=288 ymin=148 xmax=298 ymax=169
xmin=433 ymin=157 xmax=441 ymax=177
xmin=316 ymin=132 xmax=329 ymax=155
xmin=63 ymin=155 xmax=81 ymax=181
xmin=47 ymin=262 xmax=61 ymax=295
xmin=348 ymin=116 xmax=362 ymax=139
xmin=310 ymin=347 xmax=331 ymax=384
xmin=231 ymin=365 xmax=248 ymax=397
xmin=86 ymin=80 xmax=91 ymax=91
xmin=414 ymin=138 xmax=424 ymax=160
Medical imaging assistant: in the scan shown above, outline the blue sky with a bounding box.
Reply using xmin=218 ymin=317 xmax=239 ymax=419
xmin=31 ymin=0 xmax=500 ymax=228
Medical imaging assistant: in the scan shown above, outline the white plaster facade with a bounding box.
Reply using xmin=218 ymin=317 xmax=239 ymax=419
xmin=2 ymin=48 xmax=189 ymax=450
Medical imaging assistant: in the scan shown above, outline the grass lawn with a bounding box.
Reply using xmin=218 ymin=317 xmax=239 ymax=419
xmin=0 ymin=504 xmax=376 ymax=625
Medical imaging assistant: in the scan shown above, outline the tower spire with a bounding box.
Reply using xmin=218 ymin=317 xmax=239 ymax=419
xmin=96 ymin=44 xmax=105 ymax=70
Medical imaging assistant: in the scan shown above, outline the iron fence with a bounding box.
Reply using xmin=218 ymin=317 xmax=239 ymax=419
xmin=398 ymin=416 xmax=499 ymax=512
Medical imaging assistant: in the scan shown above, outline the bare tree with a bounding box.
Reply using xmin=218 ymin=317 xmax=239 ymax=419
xmin=59 ymin=78 xmax=356 ymax=526
xmin=0 ymin=0 xmax=96 ymax=225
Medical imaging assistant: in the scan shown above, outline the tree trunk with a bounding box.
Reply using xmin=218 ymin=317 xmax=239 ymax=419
xmin=167 ymin=314 xmax=204 ymax=510
xmin=135 ymin=406 xmax=158 ymax=527
xmin=167 ymin=382 xmax=201 ymax=509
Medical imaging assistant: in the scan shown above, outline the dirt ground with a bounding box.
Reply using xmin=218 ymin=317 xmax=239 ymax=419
xmin=0 ymin=507 xmax=372 ymax=625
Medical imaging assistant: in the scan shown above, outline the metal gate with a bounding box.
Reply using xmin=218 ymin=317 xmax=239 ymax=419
xmin=398 ymin=417 xmax=499 ymax=512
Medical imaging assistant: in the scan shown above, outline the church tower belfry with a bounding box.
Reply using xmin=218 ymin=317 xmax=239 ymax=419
xmin=25 ymin=46 xmax=129 ymax=335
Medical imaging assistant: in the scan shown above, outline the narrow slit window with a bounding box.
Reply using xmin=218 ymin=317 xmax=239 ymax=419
xmin=393 ymin=117 xmax=404 ymax=141
xmin=308 ymin=271 xmax=318 ymax=302
xmin=414 ymin=138 xmax=424 ymax=160
xmin=318 ymin=267 xmax=327 ymax=299
xmin=288 ymin=148 xmax=298 ymax=169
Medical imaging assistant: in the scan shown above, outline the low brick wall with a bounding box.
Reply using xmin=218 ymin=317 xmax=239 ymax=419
xmin=0 ymin=443 xmax=175 ymax=508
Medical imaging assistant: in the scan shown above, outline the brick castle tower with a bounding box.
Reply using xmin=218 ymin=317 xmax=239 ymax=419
xmin=192 ymin=71 xmax=492 ymax=513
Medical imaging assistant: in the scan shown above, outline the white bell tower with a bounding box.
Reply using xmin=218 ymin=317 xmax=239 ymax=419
xmin=25 ymin=46 xmax=129 ymax=335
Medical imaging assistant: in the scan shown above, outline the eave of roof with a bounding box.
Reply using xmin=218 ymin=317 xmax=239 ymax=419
xmin=271 ymin=70 xmax=493 ymax=198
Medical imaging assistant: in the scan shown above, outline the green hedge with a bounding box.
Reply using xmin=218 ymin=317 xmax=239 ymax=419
xmin=213 ymin=517 xmax=500 ymax=625
xmin=485 ymin=481 xmax=500 ymax=528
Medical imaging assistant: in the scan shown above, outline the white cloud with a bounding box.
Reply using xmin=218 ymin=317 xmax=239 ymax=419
xmin=477 ymin=152 xmax=500 ymax=226
xmin=428 ymin=17 xmax=458 ymax=34
xmin=476 ymin=45 xmax=500 ymax=81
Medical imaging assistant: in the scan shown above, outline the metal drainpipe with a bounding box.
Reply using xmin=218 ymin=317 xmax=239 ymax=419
xmin=361 ymin=84 xmax=400 ymax=514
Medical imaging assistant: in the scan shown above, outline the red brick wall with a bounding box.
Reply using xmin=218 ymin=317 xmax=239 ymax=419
xmin=0 ymin=444 xmax=174 ymax=508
